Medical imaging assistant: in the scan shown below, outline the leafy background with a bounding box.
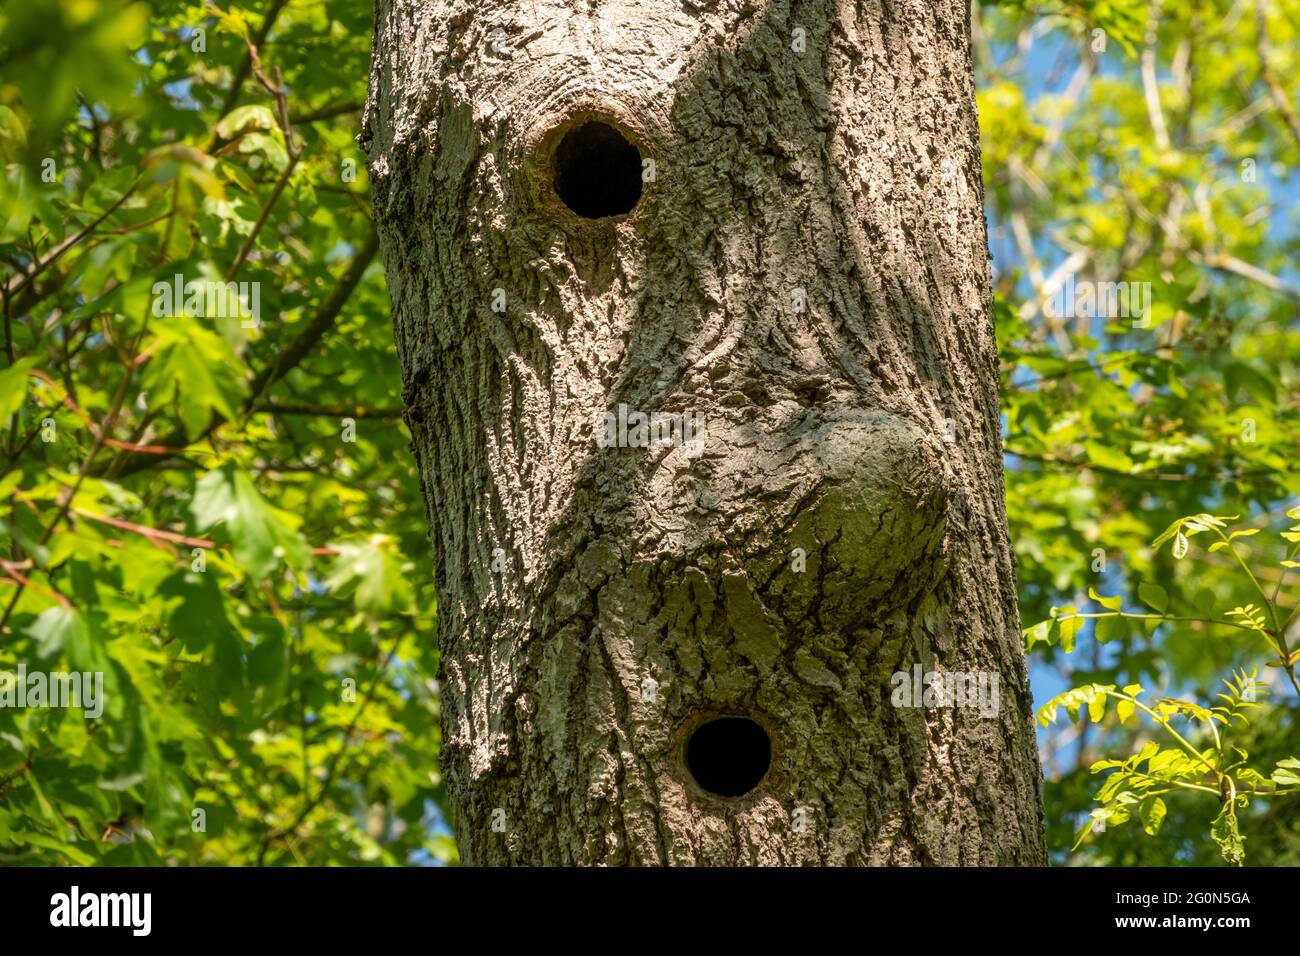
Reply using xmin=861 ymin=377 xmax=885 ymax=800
xmin=0 ymin=0 xmax=1295 ymax=865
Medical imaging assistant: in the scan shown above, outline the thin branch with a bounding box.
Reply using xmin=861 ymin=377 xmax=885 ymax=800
xmin=1141 ymin=0 xmax=1172 ymax=151
xmin=245 ymin=227 xmax=380 ymax=406
xmin=290 ymin=101 xmax=362 ymax=125
xmin=256 ymin=400 xmax=402 ymax=420
xmin=256 ymin=630 xmax=401 ymax=865
xmin=1255 ymin=0 xmax=1300 ymax=149
xmin=1 ymin=182 xmax=139 ymax=303
xmin=1194 ymin=251 xmax=1300 ymax=301
xmin=1009 ymin=450 xmax=1279 ymax=484
xmin=212 ymin=0 xmax=291 ymax=124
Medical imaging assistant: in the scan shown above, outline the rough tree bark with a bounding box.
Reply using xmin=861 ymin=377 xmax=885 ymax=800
xmin=363 ymin=0 xmax=1047 ymax=865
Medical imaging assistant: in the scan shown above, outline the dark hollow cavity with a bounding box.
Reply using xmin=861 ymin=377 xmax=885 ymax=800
xmin=552 ymin=120 xmax=643 ymax=218
xmin=685 ymin=716 xmax=772 ymax=798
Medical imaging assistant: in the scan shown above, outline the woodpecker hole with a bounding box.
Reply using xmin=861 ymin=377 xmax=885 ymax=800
xmin=552 ymin=120 xmax=643 ymax=219
xmin=685 ymin=716 xmax=772 ymax=799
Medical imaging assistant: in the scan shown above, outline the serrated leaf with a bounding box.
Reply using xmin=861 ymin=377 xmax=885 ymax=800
xmin=24 ymin=605 xmax=87 ymax=660
xmin=325 ymin=536 xmax=415 ymax=619
xmin=142 ymin=324 xmax=248 ymax=436
xmin=190 ymin=466 xmax=309 ymax=582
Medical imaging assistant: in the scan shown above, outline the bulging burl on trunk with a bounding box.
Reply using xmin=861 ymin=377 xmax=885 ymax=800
xmin=363 ymin=0 xmax=1047 ymax=864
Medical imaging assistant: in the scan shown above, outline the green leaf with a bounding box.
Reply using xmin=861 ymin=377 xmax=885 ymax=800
xmin=25 ymin=605 xmax=88 ymax=661
xmin=17 ymin=832 xmax=96 ymax=866
xmin=247 ymin=625 xmax=288 ymax=713
xmin=1211 ymin=803 xmax=1246 ymax=866
xmin=1095 ymin=614 xmax=1123 ymax=644
xmin=1137 ymin=582 xmax=1168 ymax=615
xmin=215 ymin=105 xmax=277 ymax=140
xmin=1134 ymin=740 xmax=1159 ymax=764
xmin=190 ymin=466 xmax=309 ymax=581
xmin=1086 ymin=689 xmax=1106 ymax=723
xmin=325 ymin=536 xmax=415 ymax=619
xmin=1272 ymin=758 xmax=1300 ymax=787
xmin=0 ymin=104 xmax=27 ymax=151
xmin=1024 ymin=619 xmax=1053 ymax=649
xmin=1151 ymin=517 xmax=1185 ymax=549
xmin=1058 ymin=613 xmax=1083 ymax=653
xmin=1139 ymin=796 xmax=1167 ymax=835
xmin=0 ymin=357 xmax=36 ymax=422
xmin=1086 ymin=440 xmax=1133 ymax=473
xmin=1087 ymin=587 xmax=1122 ymax=612
xmin=239 ymin=132 xmax=289 ymax=173
xmin=142 ymin=324 xmax=248 ymax=436
xmin=1147 ymin=749 xmax=1181 ymax=774
xmin=1171 ymin=531 xmax=1188 ymax=559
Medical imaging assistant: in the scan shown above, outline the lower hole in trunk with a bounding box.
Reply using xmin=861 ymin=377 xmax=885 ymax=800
xmin=685 ymin=716 xmax=772 ymax=799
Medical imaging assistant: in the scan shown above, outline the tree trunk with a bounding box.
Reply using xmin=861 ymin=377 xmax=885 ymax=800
xmin=363 ymin=0 xmax=1047 ymax=865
